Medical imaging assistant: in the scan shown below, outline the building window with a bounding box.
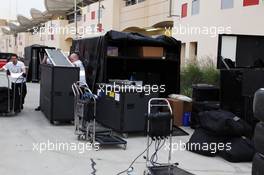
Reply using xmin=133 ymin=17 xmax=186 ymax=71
xmin=67 ymin=10 xmax=81 ymax=24
xmin=83 ymin=14 xmax=86 ymax=22
xmin=221 ymin=0 xmax=234 ymax=9
xmin=126 ymin=0 xmax=136 ymax=6
xmin=181 ymin=3 xmax=188 ymax=18
xmin=192 ymin=0 xmax=200 ymax=15
xmin=190 ymin=42 xmax=198 ymax=60
xmin=243 ymin=0 xmax=259 ymax=6
xmin=51 ymin=35 xmax=54 ymax=41
xmin=91 ymin=11 xmax=96 ymax=20
xmin=125 ymin=0 xmax=145 ymax=7
xmin=181 ymin=43 xmax=186 ymax=65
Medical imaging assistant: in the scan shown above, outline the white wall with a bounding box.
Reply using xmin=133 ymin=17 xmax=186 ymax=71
xmin=173 ymin=0 xmax=264 ymax=63
xmin=17 ymin=32 xmax=31 ymax=57
xmin=120 ymin=0 xmax=174 ymax=30
xmin=67 ymin=0 xmax=120 ymax=39
xmin=0 ymin=35 xmax=17 ymax=53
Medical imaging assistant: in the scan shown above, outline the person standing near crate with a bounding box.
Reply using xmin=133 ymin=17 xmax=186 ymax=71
xmin=0 ymin=55 xmax=27 ymax=113
xmin=69 ymin=53 xmax=86 ymax=85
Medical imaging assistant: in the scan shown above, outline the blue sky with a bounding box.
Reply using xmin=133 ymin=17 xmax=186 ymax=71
xmin=0 ymin=0 xmax=45 ymax=20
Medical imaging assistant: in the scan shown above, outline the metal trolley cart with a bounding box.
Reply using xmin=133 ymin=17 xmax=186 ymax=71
xmin=144 ymin=98 xmax=178 ymax=175
xmin=0 ymin=73 xmax=24 ymax=116
xmin=72 ymin=82 xmax=127 ymax=149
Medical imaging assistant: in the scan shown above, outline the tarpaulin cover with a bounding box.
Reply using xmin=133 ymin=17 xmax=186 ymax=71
xmin=72 ymin=30 xmax=181 ymax=92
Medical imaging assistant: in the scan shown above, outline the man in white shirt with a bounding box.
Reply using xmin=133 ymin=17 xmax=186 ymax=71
xmin=0 ymin=55 xmax=27 ymax=112
xmin=69 ymin=53 xmax=87 ymax=85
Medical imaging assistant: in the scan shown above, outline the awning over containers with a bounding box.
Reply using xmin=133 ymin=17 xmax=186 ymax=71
xmin=17 ymin=15 xmax=32 ymax=27
xmin=7 ymin=22 xmax=26 ymax=33
xmin=44 ymin=0 xmax=96 ymax=12
xmin=1 ymin=27 xmax=12 ymax=35
xmin=30 ymin=8 xmax=53 ymax=23
xmin=44 ymin=0 xmax=80 ymax=13
xmin=0 ymin=19 xmax=7 ymax=26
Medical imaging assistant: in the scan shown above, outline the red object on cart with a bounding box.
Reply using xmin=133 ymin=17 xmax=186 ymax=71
xmin=0 ymin=59 xmax=7 ymax=68
xmin=0 ymin=53 xmax=17 ymax=68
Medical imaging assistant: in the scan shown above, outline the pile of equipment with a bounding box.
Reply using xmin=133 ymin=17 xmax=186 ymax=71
xmin=187 ymin=110 xmax=255 ymax=163
xmin=190 ymin=84 xmax=220 ymax=128
xmin=218 ymin=34 xmax=264 ymax=126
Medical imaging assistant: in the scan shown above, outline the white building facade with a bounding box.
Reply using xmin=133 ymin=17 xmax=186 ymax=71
xmin=173 ymin=0 xmax=264 ymax=64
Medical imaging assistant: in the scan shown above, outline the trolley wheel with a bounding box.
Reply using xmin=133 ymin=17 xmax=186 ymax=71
xmin=123 ymin=144 xmax=127 ymax=150
xmin=143 ymin=170 xmax=150 ymax=175
xmin=122 ymin=133 xmax=128 ymax=139
xmin=77 ymin=135 xmax=81 ymax=140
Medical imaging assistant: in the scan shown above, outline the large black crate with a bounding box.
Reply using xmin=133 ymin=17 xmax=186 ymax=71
xmin=252 ymin=153 xmax=264 ymax=175
xmin=71 ymin=30 xmax=181 ymax=96
xmin=40 ymin=64 xmax=79 ymax=123
xmin=192 ymin=84 xmax=220 ymax=102
xmin=96 ymin=85 xmax=158 ymax=133
xmin=220 ymin=69 xmax=264 ymax=125
xmin=0 ymin=87 xmax=12 ymax=113
xmin=254 ymin=122 xmax=264 ymax=155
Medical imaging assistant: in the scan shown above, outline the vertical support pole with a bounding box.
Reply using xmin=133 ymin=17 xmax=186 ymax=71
xmin=7 ymin=75 xmax=10 ymax=113
xmin=74 ymin=0 xmax=78 ymax=39
xmin=98 ymin=0 xmax=101 ymax=25
xmin=169 ymin=0 xmax=172 ymax=17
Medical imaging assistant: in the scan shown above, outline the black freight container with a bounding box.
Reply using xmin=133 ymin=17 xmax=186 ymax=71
xmin=218 ymin=34 xmax=264 ymax=126
xmin=96 ymin=84 xmax=158 ymax=133
xmin=71 ymin=30 xmax=181 ymax=96
xmin=71 ymin=30 xmax=181 ymax=133
xmin=40 ymin=50 xmax=79 ymax=124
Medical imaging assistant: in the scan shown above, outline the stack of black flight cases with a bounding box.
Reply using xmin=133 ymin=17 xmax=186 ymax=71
xmin=190 ymin=84 xmax=220 ymax=128
xmin=252 ymin=89 xmax=264 ymax=175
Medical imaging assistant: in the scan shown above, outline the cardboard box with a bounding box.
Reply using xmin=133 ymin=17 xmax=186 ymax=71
xmin=167 ymin=98 xmax=192 ymax=126
xmin=139 ymin=47 xmax=164 ymax=58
